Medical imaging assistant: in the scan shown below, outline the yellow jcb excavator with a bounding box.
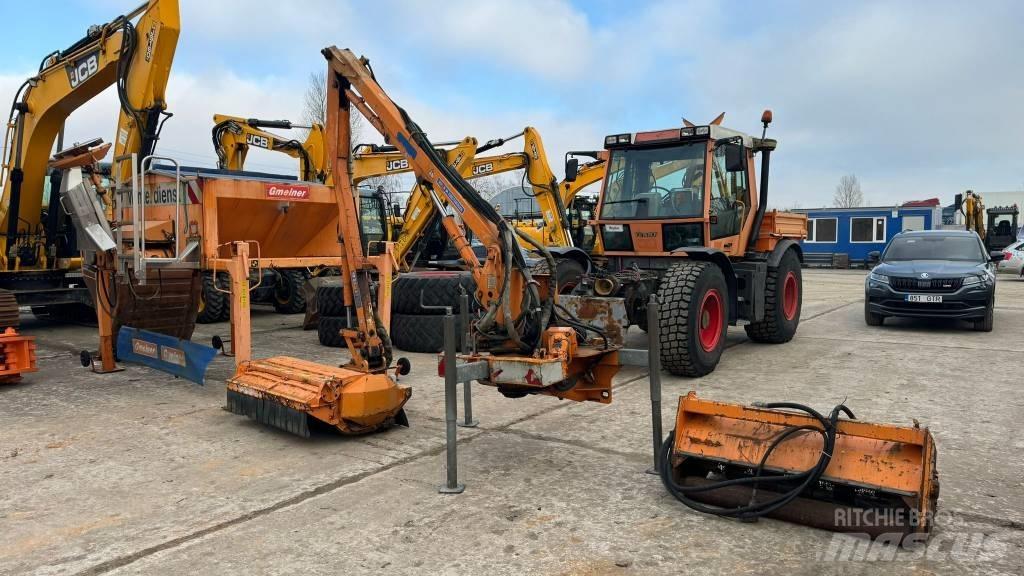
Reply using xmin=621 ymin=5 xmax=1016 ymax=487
xmin=211 ymin=114 xmax=328 ymax=183
xmin=0 ymin=0 xmax=185 ymax=326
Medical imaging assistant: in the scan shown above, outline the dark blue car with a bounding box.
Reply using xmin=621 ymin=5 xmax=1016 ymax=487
xmin=864 ymin=230 xmax=1005 ymax=331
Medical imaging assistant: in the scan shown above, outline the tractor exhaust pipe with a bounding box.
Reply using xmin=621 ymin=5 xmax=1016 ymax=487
xmin=746 ymin=110 xmax=775 ymax=254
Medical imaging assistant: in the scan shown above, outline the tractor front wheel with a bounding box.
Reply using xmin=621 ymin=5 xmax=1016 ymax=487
xmin=658 ymin=261 xmax=728 ymax=377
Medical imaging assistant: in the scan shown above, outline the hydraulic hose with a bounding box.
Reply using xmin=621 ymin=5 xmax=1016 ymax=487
xmin=659 ymin=402 xmax=855 ymax=520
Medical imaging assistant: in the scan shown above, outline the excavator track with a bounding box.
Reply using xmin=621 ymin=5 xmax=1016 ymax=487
xmin=0 ymin=289 xmax=20 ymax=329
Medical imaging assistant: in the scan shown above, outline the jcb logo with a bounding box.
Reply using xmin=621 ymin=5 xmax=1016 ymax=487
xmin=450 ymin=151 xmax=465 ymax=168
xmin=386 ymin=159 xmax=409 ymax=171
xmin=472 ymin=162 xmax=494 ymax=176
xmin=246 ymin=134 xmax=270 ymax=148
xmin=67 ymin=51 xmax=99 ymax=89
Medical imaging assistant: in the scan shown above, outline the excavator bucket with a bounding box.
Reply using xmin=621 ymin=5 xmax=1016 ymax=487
xmin=665 ymin=392 xmax=939 ymax=539
xmin=226 ymin=356 xmax=411 ymax=437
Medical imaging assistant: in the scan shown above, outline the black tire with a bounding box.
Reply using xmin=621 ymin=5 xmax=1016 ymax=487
xmin=197 ymin=272 xmax=230 ymax=323
xmin=316 ymin=284 xmax=347 ymax=317
xmin=530 ymin=258 xmax=585 ymax=294
xmin=392 ymin=271 xmax=477 ymax=315
xmin=864 ymin=304 xmax=884 ymax=326
xmin=745 ymin=249 xmax=802 ymax=343
xmin=390 ymin=313 xmax=465 ymax=353
xmin=972 ymin=299 xmax=994 ymax=332
xmin=318 ymin=316 xmax=349 ymax=348
xmin=272 ymin=269 xmax=308 ymax=314
xmin=658 ymin=261 xmax=729 ymax=377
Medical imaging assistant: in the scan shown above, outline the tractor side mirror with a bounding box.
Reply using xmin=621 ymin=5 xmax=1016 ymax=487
xmin=565 ymin=158 xmax=579 ymax=182
xmin=989 ymin=250 xmax=1006 ymax=262
xmin=868 ymin=250 xmax=881 ymax=262
xmin=724 ymin=143 xmax=745 ymax=172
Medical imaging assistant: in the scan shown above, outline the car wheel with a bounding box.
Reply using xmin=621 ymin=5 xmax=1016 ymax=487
xmin=972 ymin=299 xmax=994 ymax=332
xmin=864 ymin=303 xmax=884 ymax=326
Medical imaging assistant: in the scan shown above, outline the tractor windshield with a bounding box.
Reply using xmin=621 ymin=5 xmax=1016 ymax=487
xmin=600 ymin=142 xmax=706 ymax=220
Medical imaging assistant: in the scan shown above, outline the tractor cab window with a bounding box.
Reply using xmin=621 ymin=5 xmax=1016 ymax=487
xmin=600 ymin=143 xmax=706 ymax=220
xmin=709 ymin=143 xmax=750 ymax=239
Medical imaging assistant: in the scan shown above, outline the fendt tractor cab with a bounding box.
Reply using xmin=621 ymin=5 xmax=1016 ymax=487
xmin=570 ymin=112 xmax=807 ymax=377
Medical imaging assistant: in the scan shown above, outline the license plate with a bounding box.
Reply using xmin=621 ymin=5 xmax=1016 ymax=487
xmin=905 ymin=294 xmax=942 ymax=303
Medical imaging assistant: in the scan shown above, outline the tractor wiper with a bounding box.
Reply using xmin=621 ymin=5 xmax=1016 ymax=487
xmin=602 ymin=198 xmax=649 ymax=206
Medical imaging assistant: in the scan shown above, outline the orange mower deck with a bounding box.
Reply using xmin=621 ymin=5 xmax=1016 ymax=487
xmin=227 ymin=356 xmax=410 ymax=437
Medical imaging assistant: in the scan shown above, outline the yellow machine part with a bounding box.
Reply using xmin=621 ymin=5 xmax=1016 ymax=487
xmin=227 ymin=356 xmax=410 ymax=437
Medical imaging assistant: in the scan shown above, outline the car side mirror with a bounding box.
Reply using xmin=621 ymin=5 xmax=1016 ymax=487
xmin=565 ymin=158 xmax=579 ymax=182
xmin=723 ymin=143 xmax=745 ymax=172
xmin=868 ymin=250 xmax=881 ymax=262
xmin=989 ymin=250 xmax=1006 ymax=262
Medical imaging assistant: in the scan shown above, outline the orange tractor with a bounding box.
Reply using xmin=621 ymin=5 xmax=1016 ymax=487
xmin=574 ymin=112 xmax=807 ymax=376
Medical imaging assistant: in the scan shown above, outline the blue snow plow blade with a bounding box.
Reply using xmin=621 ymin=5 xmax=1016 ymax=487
xmin=116 ymin=327 xmax=218 ymax=385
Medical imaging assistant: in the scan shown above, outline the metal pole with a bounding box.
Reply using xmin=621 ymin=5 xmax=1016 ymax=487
xmin=439 ymin=310 xmax=465 ymax=494
xmin=458 ymin=292 xmax=478 ymax=428
xmin=646 ymin=294 xmax=663 ymax=475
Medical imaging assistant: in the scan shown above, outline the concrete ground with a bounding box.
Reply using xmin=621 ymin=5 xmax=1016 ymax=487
xmin=2 ymin=269 xmax=1022 ymax=575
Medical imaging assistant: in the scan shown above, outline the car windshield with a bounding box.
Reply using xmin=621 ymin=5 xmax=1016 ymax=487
xmin=600 ymin=143 xmax=705 ymax=219
xmin=883 ymin=235 xmax=984 ymax=262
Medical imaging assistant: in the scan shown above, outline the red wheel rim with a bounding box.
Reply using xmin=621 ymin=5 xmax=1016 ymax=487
xmin=697 ymin=289 xmax=724 ymax=352
xmin=782 ymin=271 xmax=799 ymax=320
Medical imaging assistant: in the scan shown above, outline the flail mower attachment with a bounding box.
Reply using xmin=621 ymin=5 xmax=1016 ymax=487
xmin=661 ymin=392 xmax=939 ymax=540
xmin=227 ymin=356 xmax=411 ymax=437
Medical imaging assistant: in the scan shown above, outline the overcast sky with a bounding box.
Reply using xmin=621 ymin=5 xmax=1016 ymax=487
xmin=2 ymin=0 xmax=1022 ymax=208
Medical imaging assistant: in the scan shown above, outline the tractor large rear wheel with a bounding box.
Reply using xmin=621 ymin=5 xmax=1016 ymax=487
xmin=658 ymin=261 xmax=728 ymax=377
xmin=744 ymin=249 xmax=802 ymax=343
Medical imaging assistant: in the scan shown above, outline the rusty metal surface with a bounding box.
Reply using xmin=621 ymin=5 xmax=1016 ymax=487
xmin=557 ymin=295 xmax=628 ymax=346
xmin=670 ymin=392 xmax=939 ymax=534
xmin=84 ymin=266 xmax=201 ymax=342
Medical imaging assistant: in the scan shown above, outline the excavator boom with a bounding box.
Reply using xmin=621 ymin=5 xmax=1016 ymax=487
xmin=211 ymin=114 xmax=328 ymax=182
xmin=1 ymin=0 xmax=180 ymax=271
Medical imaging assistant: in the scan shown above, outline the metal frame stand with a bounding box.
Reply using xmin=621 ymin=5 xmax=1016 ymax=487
xmin=435 ymin=295 xmax=665 ymax=492
xmin=645 ymin=295 xmax=663 ymax=475
xmin=439 ymin=310 xmax=465 ymax=494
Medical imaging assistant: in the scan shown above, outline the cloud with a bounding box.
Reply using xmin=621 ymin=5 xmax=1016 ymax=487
xmin=5 ymin=0 xmax=1024 ymax=208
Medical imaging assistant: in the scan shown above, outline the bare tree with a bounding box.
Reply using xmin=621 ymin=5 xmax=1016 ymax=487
xmin=833 ymin=174 xmax=864 ymax=208
xmin=302 ymin=71 xmax=404 ymax=191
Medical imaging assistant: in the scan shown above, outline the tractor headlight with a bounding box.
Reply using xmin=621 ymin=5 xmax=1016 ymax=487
xmin=868 ymin=271 xmax=889 ymax=284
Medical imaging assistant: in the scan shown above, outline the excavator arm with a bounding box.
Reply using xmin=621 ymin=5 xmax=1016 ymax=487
xmin=325 ymin=46 xmax=549 ymax=353
xmin=0 ymin=0 xmax=180 ymax=270
xmin=211 ymin=114 xmax=327 ymax=182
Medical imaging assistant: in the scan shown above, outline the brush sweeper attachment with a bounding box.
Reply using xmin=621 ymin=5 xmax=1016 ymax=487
xmin=660 ymin=392 xmax=939 ymax=540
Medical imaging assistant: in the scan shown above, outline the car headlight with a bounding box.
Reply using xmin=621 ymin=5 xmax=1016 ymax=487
xmin=962 ymin=274 xmax=992 ymax=286
xmin=868 ymin=271 xmax=889 ymax=284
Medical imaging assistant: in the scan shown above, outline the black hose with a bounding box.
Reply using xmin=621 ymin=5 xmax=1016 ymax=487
xmin=659 ymin=402 xmax=855 ymax=520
